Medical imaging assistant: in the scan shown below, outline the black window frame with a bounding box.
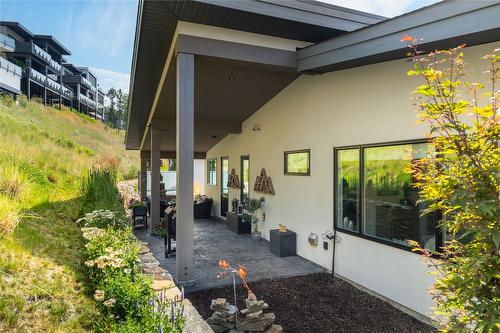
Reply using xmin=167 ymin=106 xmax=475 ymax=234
xmin=333 ymin=139 xmax=443 ymax=253
xmin=284 ymin=149 xmax=311 ymax=176
xmin=207 ymin=158 xmax=217 ymax=185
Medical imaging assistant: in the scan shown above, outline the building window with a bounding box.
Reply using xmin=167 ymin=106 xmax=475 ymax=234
xmin=240 ymin=155 xmax=250 ymax=203
xmin=207 ymin=158 xmax=217 ymax=185
xmin=334 ymin=141 xmax=441 ymax=251
xmin=336 ymin=148 xmax=360 ymax=232
xmin=284 ymin=149 xmax=310 ymax=176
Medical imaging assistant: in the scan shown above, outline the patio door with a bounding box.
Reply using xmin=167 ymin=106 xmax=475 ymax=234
xmin=221 ymin=156 xmax=229 ymax=217
xmin=240 ymin=155 xmax=250 ymax=204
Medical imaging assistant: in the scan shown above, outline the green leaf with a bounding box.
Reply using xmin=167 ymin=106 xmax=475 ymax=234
xmin=493 ymin=230 xmax=500 ymax=249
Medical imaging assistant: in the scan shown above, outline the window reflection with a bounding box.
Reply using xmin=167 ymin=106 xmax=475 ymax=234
xmin=337 ymin=148 xmax=359 ymax=232
xmin=363 ymin=143 xmax=438 ymax=250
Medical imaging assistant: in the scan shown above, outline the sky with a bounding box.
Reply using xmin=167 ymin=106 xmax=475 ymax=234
xmin=0 ymin=0 xmax=439 ymax=94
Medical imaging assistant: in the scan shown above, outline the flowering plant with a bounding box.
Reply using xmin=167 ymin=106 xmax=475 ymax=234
xmin=77 ymin=209 xmax=129 ymax=229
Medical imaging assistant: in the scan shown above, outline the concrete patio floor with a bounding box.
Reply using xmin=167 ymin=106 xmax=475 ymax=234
xmin=134 ymin=218 xmax=325 ymax=291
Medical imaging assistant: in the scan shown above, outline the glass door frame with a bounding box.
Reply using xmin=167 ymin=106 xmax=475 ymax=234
xmin=220 ymin=156 xmax=229 ymax=217
xmin=240 ymin=155 xmax=250 ymax=204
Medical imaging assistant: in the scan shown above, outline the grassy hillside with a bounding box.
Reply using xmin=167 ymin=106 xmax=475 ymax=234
xmin=0 ymin=96 xmax=139 ymax=332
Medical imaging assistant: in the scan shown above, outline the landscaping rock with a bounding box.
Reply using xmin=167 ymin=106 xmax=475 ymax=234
xmin=152 ymin=279 xmax=175 ymax=290
xmin=206 ymin=294 xmax=277 ymax=332
xmin=139 ymin=253 xmax=160 ymax=265
xmin=139 ymin=243 xmax=151 ymax=254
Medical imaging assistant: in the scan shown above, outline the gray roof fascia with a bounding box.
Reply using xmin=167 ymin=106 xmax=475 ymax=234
xmin=0 ymin=21 xmax=34 ymax=40
xmin=298 ymin=0 xmax=500 ymax=72
xmin=125 ymin=0 xmax=144 ymax=145
xmin=195 ymin=0 xmax=384 ymax=32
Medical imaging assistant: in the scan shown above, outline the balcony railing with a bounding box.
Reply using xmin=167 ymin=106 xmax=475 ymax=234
xmin=0 ymin=57 xmax=22 ymax=77
xmin=32 ymin=43 xmax=52 ymax=63
xmin=62 ymin=85 xmax=73 ymax=99
xmin=79 ymin=93 xmax=96 ymax=107
xmin=81 ymin=76 xmax=96 ymax=92
xmin=46 ymin=76 xmax=61 ymax=92
xmin=0 ymin=33 xmax=15 ymax=51
xmin=48 ymin=58 xmax=62 ymax=73
xmin=29 ymin=68 xmax=47 ymax=85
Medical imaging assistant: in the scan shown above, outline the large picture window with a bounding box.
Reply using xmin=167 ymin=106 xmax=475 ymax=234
xmin=335 ymin=141 xmax=441 ymax=251
xmin=207 ymin=158 xmax=216 ymax=185
xmin=284 ymin=149 xmax=310 ymax=176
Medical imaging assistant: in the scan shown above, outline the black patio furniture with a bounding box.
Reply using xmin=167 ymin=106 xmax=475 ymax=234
xmin=194 ymin=196 xmax=213 ymax=218
xmin=164 ymin=207 xmax=176 ymax=258
xmin=132 ymin=205 xmax=148 ymax=229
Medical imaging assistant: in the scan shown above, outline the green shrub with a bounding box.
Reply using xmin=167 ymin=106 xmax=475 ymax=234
xmin=80 ymin=167 xmax=123 ymax=215
xmin=77 ymin=209 xmax=129 ymax=229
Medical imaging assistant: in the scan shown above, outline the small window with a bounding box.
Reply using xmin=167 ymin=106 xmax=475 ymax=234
xmin=284 ymin=149 xmax=310 ymax=176
xmin=207 ymin=158 xmax=217 ymax=185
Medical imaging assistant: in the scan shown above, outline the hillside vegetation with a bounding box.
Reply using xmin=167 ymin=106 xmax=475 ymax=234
xmin=0 ymin=96 xmax=139 ymax=332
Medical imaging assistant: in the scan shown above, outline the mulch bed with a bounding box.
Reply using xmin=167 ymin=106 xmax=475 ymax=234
xmin=186 ymin=273 xmax=435 ymax=333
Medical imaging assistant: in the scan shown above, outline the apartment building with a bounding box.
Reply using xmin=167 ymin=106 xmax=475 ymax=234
xmin=0 ymin=21 xmax=105 ymax=120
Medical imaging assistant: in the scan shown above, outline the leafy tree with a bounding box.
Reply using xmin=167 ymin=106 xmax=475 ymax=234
xmin=403 ymin=36 xmax=499 ymax=332
xmin=105 ymin=88 xmax=120 ymax=128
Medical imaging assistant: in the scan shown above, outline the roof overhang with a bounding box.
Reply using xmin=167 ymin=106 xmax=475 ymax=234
xmin=33 ymin=34 xmax=71 ymax=55
xmin=297 ymin=1 xmax=500 ymax=73
xmin=125 ymin=0 xmax=385 ymax=151
xmin=0 ymin=21 xmax=34 ymax=40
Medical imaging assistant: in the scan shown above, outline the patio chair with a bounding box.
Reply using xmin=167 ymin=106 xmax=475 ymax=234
xmin=132 ymin=205 xmax=148 ymax=229
xmin=164 ymin=207 xmax=176 ymax=258
xmin=194 ymin=196 xmax=213 ymax=218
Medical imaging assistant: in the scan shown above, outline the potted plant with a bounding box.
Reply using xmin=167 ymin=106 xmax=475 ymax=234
xmin=243 ymin=196 xmax=265 ymax=240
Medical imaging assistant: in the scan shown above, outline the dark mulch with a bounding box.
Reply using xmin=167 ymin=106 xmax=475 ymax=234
xmin=186 ymin=273 xmax=435 ymax=333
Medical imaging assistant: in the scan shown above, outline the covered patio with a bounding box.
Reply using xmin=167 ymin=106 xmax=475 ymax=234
xmin=134 ymin=218 xmax=324 ymax=290
xmin=125 ymin=1 xmax=378 ymax=285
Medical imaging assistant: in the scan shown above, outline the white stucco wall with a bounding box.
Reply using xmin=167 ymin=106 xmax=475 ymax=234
xmin=205 ymin=41 xmax=499 ymax=317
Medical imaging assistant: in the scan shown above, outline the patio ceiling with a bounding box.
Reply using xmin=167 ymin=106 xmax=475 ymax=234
xmin=141 ymin=54 xmax=298 ymax=155
xmin=126 ymin=0 xmax=385 ymax=151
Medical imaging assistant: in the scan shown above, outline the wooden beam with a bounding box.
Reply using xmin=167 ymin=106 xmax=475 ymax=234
xmin=140 ymin=150 xmax=206 ymax=160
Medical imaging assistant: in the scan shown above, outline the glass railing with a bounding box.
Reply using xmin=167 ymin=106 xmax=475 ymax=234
xmin=81 ymin=76 xmax=96 ymax=91
xmin=0 ymin=33 xmax=15 ymax=50
xmin=29 ymin=68 xmax=47 ymax=84
xmin=48 ymin=58 xmax=61 ymax=72
xmin=79 ymin=93 xmax=96 ymax=106
xmin=46 ymin=76 xmax=61 ymax=92
xmin=0 ymin=57 xmax=22 ymax=77
xmin=62 ymin=86 xmax=73 ymax=98
xmin=32 ymin=43 xmax=52 ymax=63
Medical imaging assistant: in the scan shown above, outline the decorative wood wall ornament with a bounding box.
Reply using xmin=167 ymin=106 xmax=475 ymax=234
xmin=227 ymin=168 xmax=241 ymax=189
xmin=254 ymin=168 xmax=275 ymax=195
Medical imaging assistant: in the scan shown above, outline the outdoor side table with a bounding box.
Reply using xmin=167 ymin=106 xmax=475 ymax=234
xmin=226 ymin=211 xmax=251 ymax=234
xmin=270 ymin=229 xmax=296 ymax=257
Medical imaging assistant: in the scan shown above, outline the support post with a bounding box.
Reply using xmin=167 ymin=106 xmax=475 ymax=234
xmin=150 ymin=127 xmax=161 ymax=233
xmin=176 ymin=52 xmax=194 ymax=282
xmin=140 ymin=157 xmax=148 ymax=201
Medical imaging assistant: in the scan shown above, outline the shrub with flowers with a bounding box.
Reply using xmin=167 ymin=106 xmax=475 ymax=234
xmin=79 ymin=169 xmax=184 ymax=332
xmin=77 ymin=209 xmax=130 ymax=229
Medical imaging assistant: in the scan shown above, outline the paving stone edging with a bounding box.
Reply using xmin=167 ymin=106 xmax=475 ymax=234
xmin=138 ymin=241 xmax=214 ymax=332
